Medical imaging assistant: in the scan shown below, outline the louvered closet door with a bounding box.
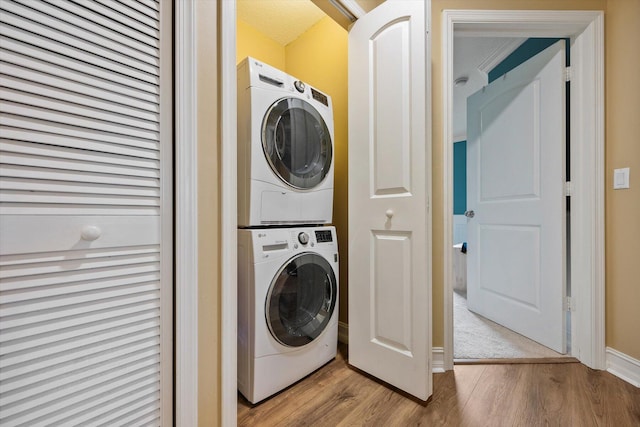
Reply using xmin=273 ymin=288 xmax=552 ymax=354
xmin=0 ymin=0 xmax=173 ymax=425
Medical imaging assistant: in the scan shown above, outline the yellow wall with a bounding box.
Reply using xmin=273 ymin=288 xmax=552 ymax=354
xmin=284 ymin=17 xmax=349 ymax=323
xmin=604 ymin=0 xmax=640 ymax=360
xmin=236 ymin=19 xmax=286 ymax=68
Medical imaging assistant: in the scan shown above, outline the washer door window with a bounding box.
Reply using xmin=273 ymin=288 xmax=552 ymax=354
xmin=262 ymin=97 xmax=332 ymax=190
xmin=266 ymin=253 xmax=337 ymax=347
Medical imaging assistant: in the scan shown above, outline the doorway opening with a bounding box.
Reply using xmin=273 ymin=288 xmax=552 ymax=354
xmin=451 ymin=36 xmax=573 ymax=361
xmin=442 ymin=10 xmax=605 ymax=371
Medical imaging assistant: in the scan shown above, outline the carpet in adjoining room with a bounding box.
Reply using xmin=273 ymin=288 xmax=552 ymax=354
xmin=454 ymin=290 xmax=570 ymax=359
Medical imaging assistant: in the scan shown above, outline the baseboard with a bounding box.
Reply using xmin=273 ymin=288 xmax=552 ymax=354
xmin=606 ymin=347 xmax=640 ymax=388
xmin=338 ymin=321 xmax=349 ymax=344
xmin=337 ymin=323 xmax=445 ymax=373
xmin=432 ymin=347 xmax=445 ymax=373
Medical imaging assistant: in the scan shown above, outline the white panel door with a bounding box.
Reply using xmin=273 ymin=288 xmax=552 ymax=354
xmin=466 ymin=41 xmax=566 ymax=353
xmin=348 ymin=0 xmax=432 ymax=400
xmin=0 ymin=0 xmax=173 ymax=424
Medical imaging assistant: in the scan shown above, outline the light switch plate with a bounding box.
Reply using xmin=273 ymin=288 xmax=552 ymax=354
xmin=613 ymin=167 xmax=630 ymax=189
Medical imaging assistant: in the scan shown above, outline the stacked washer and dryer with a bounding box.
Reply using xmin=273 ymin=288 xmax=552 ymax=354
xmin=236 ymin=57 xmax=339 ymax=404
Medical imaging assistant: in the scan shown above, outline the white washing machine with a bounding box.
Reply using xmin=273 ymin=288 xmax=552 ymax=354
xmin=237 ymin=226 xmax=339 ymax=404
xmin=237 ymin=57 xmax=334 ymax=227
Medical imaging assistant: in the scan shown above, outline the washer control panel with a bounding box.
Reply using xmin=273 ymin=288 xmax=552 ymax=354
xmin=253 ymin=226 xmax=336 ymax=259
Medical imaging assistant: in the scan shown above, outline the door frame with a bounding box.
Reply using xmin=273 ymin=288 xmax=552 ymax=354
xmin=175 ymin=0 xmax=237 ymax=425
xmin=220 ymin=1 xmax=238 ymax=425
xmin=175 ymin=0 xmax=200 ymax=425
xmin=442 ymin=10 xmax=605 ymax=370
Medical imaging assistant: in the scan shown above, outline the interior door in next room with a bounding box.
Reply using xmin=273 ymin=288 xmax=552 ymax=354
xmin=466 ymin=40 xmax=567 ymax=354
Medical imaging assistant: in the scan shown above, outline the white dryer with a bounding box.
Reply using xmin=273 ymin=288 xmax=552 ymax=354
xmin=237 ymin=57 xmax=334 ymax=227
xmin=237 ymin=226 xmax=339 ymax=403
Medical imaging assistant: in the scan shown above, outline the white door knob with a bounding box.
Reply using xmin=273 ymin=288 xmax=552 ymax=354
xmin=385 ymin=209 xmax=394 ymax=219
xmin=81 ymin=225 xmax=102 ymax=241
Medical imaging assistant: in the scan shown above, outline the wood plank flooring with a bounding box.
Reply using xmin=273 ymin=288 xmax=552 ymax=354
xmin=238 ymin=344 xmax=640 ymax=426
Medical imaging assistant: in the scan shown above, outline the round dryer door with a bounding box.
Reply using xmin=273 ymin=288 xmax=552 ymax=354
xmin=266 ymin=252 xmax=337 ymax=347
xmin=262 ymin=97 xmax=332 ymax=190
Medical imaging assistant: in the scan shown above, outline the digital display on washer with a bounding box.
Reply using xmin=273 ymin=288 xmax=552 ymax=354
xmin=315 ymin=230 xmax=333 ymax=243
xmin=311 ymin=88 xmax=328 ymax=106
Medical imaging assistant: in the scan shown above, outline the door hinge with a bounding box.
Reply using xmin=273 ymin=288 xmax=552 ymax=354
xmin=565 ymin=66 xmax=572 ymax=82
xmin=565 ymin=181 xmax=573 ymax=197
xmin=565 ymin=296 xmax=573 ymax=312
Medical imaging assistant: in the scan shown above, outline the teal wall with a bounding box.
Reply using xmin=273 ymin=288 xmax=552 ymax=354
xmin=488 ymin=38 xmax=569 ymax=83
xmin=453 ymin=140 xmax=466 ymax=215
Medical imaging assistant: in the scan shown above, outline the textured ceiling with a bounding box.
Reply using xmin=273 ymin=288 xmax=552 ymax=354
xmin=237 ymin=0 xmax=326 ymax=46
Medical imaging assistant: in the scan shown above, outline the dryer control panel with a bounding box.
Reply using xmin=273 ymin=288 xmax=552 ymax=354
xmin=238 ymin=56 xmax=332 ymax=111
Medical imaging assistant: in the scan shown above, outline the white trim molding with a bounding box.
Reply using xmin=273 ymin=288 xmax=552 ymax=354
xmin=220 ymin=0 xmax=238 ymax=425
xmin=606 ymin=348 xmax=640 ymax=388
xmin=175 ymin=0 xmax=198 ymax=424
xmin=432 ymin=347 xmax=445 ymax=373
xmin=332 ymin=0 xmax=365 ymax=20
xmin=442 ymin=10 xmax=605 ymax=372
xmin=476 ymin=37 xmax=526 ymax=77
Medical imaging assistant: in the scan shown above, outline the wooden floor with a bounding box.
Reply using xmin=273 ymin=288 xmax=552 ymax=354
xmin=238 ymin=345 xmax=640 ymax=426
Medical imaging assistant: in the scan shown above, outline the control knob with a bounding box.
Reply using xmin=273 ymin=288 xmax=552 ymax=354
xmin=298 ymin=232 xmax=309 ymax=245
xmin=294 ymin=80 xmax=305 ymax=93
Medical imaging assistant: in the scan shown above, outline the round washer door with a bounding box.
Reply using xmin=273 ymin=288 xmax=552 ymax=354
xmin=266 ymin=252 xmax=337 ymax=347
xmin=262 ymin=97 xmax=332 ymax=190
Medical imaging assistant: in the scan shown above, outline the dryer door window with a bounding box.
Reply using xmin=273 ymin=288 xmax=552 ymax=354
xmin=266 ymin=253 xmax=337 ymax=347
xmin=262 ymin=98 xmax=332 ymax=190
